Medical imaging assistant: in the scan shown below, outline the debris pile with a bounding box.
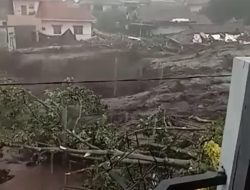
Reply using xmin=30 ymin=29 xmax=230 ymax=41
xmin=0 ymin=85 xmax=220 ymax=189
xmin=192 ymin=32 xmax=250 ymax=44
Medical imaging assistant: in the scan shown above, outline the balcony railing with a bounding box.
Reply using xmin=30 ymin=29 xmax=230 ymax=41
xmin=154 ymin=171 xmax=227 ymax=190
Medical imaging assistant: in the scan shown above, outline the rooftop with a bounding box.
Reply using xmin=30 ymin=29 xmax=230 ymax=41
xmin=37 ymin=1 xmax=95 ymax=21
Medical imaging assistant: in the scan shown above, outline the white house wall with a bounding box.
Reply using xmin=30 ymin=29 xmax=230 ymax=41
xmin=13 ymin=0 xmax=40 ymax=15
xmin=40 ymin=21 xmax=92 ymax=40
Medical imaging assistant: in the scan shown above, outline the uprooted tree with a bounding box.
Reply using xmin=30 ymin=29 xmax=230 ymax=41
xmin=0 ymin=84 xmax=223 ymax=189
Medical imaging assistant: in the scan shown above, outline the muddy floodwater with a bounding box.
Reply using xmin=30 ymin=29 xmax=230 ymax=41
xmin=1 ymin=49 xmax=160 ymax=97
xmin=2 ymin=44 xmax=250 ymax=189
xmin=0 ymin=163 xmax=66 ymax=190
xmin=0 ymin=147 xmax=82 ymax=190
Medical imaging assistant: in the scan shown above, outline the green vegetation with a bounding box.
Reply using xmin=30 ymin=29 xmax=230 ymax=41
xmin=204 ymin=0 xmax=250 ymax=24
xmin=0 ymin=85 xmax=108 ymax=146
xmin=94 ymin=8 xmax=128 ymax=33
xmin=0 ymin=85 xmax=224 ymax=189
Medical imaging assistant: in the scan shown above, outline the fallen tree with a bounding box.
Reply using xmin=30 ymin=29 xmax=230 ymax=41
xmin=0 ymin=84 xmax=222 ymax=189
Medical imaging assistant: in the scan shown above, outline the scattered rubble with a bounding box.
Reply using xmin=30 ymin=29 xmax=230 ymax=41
xmin=104 ymin=44 xmax=250 ymax=122
xmin=192 ymin=32 xmax=250 ymax=44
xmin=14 ymin=27 xmax=250 ymax=57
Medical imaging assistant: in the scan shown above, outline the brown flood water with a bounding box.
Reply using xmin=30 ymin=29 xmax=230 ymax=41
xmin=0 ymin=148 xmax=82 ymax=190
xmin=0 ymin=164 xmax=66 ymax=190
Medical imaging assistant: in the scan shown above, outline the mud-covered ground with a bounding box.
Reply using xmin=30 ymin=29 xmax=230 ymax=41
xmin=1 ymin=42 xmax=250 ymax=189
xmin=1 ymin=44 xmax=250 ymax=119
xmin=104 ymin=44 xmax=250 ymax=120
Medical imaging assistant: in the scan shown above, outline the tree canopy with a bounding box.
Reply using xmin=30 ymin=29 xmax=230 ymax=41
xmin=204 ymin=0 xmax=250 ymax=24
xmin=0 ymin=84 xmax=223 ymax=189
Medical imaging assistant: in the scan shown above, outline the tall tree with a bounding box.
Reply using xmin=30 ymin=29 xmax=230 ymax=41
xmin=204 ymin=0 xmax=250 ymax=24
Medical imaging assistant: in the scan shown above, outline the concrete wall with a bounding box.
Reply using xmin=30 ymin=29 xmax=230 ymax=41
xmin=40 ymin=20 xmax=92 ymax=40
xmin=13 ymin=0 xmax=40 ymax=15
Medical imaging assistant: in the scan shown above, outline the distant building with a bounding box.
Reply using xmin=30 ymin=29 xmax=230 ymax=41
xmin=12 ymin=0 xmax=40 ymax=16
xmin=129 ymin=2 xmax=211 ymax=36
xmin=37 ymin=1 xmax=95 ymax=41
xmin=7 ymin=0 xmax=95 ymax=47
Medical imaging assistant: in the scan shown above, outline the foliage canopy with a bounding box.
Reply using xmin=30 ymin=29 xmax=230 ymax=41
xmin=0 ymin=85 xmax=224 ymax=189
xmin=204 ymin=0 xmax=250 ymax=24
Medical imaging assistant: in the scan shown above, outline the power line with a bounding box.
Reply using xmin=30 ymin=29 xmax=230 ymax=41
xmin=0 ymin=74 xmax=231 ymax=86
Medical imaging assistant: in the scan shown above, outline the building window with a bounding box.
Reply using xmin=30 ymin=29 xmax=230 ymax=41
xmin=29 ymin=4 xmax=34 ymax=9
xmin=42 ymin=27 xmax=46 ymax=31
xmin=52 ymin=25 xmax=62 ymax=34
xmin=29 ymin=4 xmax=35 ymax=15
xmin=21 ymin=5 xmax=27 ymax=15
xmin=73 ymin=26 xmax=83 ymax=35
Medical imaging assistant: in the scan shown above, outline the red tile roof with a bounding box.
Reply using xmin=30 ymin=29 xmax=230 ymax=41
xmin=37 ymin=1 xmax=95 ymax=22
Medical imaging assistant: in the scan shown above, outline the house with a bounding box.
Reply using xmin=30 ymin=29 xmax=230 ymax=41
xmin=8 ymin=0 xmax=42 ymax=29
xmin=37 ymin=1 xmax=95 ymax=41
xmin=7 ymin=0 xmax=44 ymax=47
xmin=7 ymin=0 xmax=95 ymax=46
xmin=12 ymin=0 xmax=40 ymax=16
xmin=129 ymin=2 xmax=211 ymax=36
